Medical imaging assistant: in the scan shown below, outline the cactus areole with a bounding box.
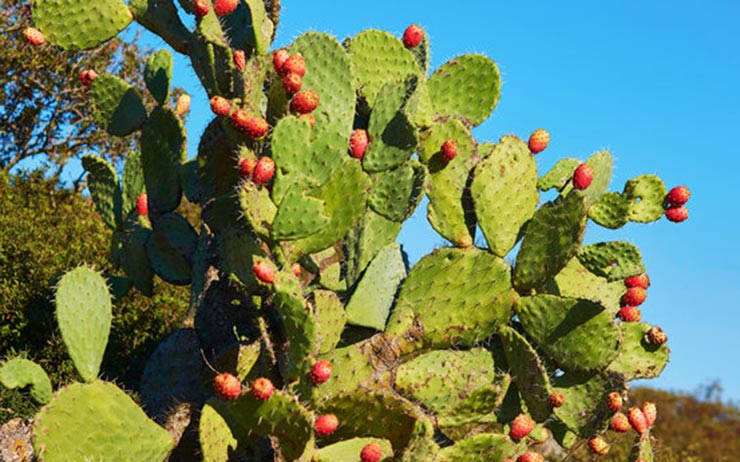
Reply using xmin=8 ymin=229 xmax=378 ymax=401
xmin=2 ymin=1 xmax=689 ymax=461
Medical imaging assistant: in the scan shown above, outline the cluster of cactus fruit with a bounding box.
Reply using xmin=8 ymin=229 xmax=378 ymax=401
xmin=4 ymin=1 xmax=692 ymax=461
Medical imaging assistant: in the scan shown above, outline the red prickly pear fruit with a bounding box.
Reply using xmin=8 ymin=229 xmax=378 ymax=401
xmin=528 ymin=128 xmax=550 ymax=153
xmin=310 ymin=360 xmax=332 ymax=385
xmin=606 ymin=391 xmax=623 ymax=412
xmin=625 ymin=273 xmax=650 ymax=289
xmin=23 ymin=27 xmax=45 ymax=46
xmin=290 ymin=89 xmax=320 ymax=114
xmin=628 ymin=406 xmax=649 ymax=434
xmin=251 ymin=377 xmax=274 ymax=400
xmin=283 ymin=55 xmax=306 ymax=77
xmin=402 ymin=24 xmax=424 ymax=48
xmin=273 ymin=49 xmax=290 ymax=76
xmin=239 ymin=157 xmax=257 ymax=179
xmin=664 ymin=205 xmax=688 ymax=223
xmin=617 ymin=306 xmax=641 ymax=322
xmin=193 ymin=0 xmax=210 ymax=17
xmin=642 ymin=402 xmax=657 ymax=427
xmin=298 ymin=113 xmax=316 ymax=127
xmin=548 ymin=392 xmax=565 ymax=408
xmin=291 ymin=263 xmax=302 ymax=276
xmin=609 ymin=412 xmax=630 ymax=432
xmin=136 ymin=193 xmax=148 ymax=216
xmin=214 ymin=372 xmax=241 ymax=400
xmin=349 ymin=129 xmax=370 ymax=159
xmin=253 ymin=260 xmax=275 ymax=284
xmin=645 ymin=326 xmax=667 ymax=346
xmin=252 ymin=157 xmax=275 ymax=186
xmin=360 ymin=442 xmax=382 ymax=462
xmin=517 ymin=452 xmax=544 ymax=462
xmin=282 ymin=73 xmax=303 ymax=95
xmin=636 ymin=459 xmax=648 ymax=462
xmin=622 ymin=287 xmax=647 ymax=307
xmin=573 ymin=163 xmax=593 ymax=190
xmin=666 ymin=185 xmax=690 ymax=206
xmin=314 ymin=414 xmax=339 ymax=436
xmin=440 ymin=139 xmax=458 ymax=163
xmin=509 ymin=413 xmax=535 ymax=440
xmin=80 ymin=70 xmax=98 ymax=87
xmin=213 ymin=0 xmax=237 ymax=16
xmin=230 ymin=109 xmax=269 ymax=139
xmin=588 ymin=436 xmax=610 ymax=455
xmin=175 ymin=94 xmax=191 ymax=117
xmin=233 ymin=49 xmax=246 ymax=70
xmin=210 ymin=96 xmax=231 ymax=116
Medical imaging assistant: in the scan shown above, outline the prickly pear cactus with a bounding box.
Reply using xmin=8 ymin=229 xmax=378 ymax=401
xmin=5 ymin=2 xmax=691 ymax=461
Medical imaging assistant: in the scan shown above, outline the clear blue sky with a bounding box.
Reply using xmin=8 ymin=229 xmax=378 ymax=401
xmin=102 ymin=1 xmax=740 ymax=401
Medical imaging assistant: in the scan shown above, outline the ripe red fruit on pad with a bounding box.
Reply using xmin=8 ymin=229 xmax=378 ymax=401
xmin=360 ymin=442 xmax=382 ymax=462
xmin=214 ymin=372 xmax=241 ymax=400
xmin=573 ymin=163 xmax=593 ymax=190
xmin=291 ymin=89 xmax=320 ymax=114
xmin=136 ymin=193 xmax=148 ymax=216
xmin=349 ymin=129 xmax=370 ymax=159
xmin=622 ymin=287 xmax=647 ymax=307
xmin=253 ymin=260 xmax=275 ymax=284
xmin=213 ymin=0 xmax=237 ymax=16
xmin=516 ymin=452 xmax=544 ymax=462
xmin=310 ymin=360 xmax=332 ymax=385
xmin=440 ymin=139 xmax=458 ymax=163
xmin=645 ymin=326 xmax=667 ymax=346
xmin=283 ymin=55 xmax=306 ymax=77
xmin=402 ymin=24 xmax=424 ymax=48
xmin=252 ymin=157 xmax=275 ymax=186
xmin=606 ymin=391 xmax=623 ymax=412
xmin=23 ymin=27 xmax=45 ymax=46
xmin=617 ymin=306 xmax=641 ymax=322
xmin=251 ymin=377 xmax=274 ymax=400
xmin=80 ymin=70 xmax=98 ymax=87
xmin=233 ymin=49 xmax=246 ymax=70
xmin=548 ymin=392 xmax=565 ymax=408
xmin=239 ymin=157 xmax=257 ymax=179
xmin=273 ymin=49 xmax=290 ymax=76
xmin=314 ymin=414 xmax=339 ymax=436
xmin=193 ymin=0 xmax=210 ymax=17
xmin=609 ymin=412 xmax=630 ymax=432
xmin=625 ymin=273 xmax=650 ymax=289
xmin=528 ymin=128 xmax=549 ymax=153
xmin=666 ymin=185 xmax=690 ymax=206
xmin=588 ymin=436 xmax=609 ymax=455
xmin=210 ymin=96 xmax=231 ymax=116
xmin=282 ymin=73 xmax=303 ymax=95
xmin=642 ymin=402 xmax=657 ymax=427
xmin=665 ymin=205 xmax=688 ymax=223
xmin=628 ymin=406 xmax=648 ymax=434
xmin=509 ymin=413 xmax=535 ymax=440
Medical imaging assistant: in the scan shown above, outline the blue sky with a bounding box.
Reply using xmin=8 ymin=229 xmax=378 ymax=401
xmin=108 ymin=1 xmax=740 ymax=401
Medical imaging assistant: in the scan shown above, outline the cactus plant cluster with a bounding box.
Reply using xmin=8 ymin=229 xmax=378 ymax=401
xmin=3 ymin=1 xmax=691 ymax=461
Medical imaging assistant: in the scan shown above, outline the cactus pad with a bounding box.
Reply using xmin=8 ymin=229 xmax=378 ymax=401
xmin=588 ymin=192 xmax=631 ymax=229
xmin=0 ymin=358 xmax=52 ymax=405
xmin=144 ymin=49 xmax=174 ymax=105
xmin=122 ymin=151 xmax=145 ymax=214
xmin=82 ymin=154 xmax=122 ymax=229
xmin=89 ymin=74 xmax=147 ymax=136
xmin=549 ymin=257 xmax=626 ymax=315
xmin=368 ymin=159 xmax=427 ymax=222
xmin=538 ymin=158 xmax=580 ymax=191
xmin=623 ymin=174 xmax=667 ymax=223
xmin=577 ymin=241 xmax=645 ymax=282
xmin=608 ymin=322 xmax=669 ymax=380
xmin=436 ymin=433 xmax=520 ymax=462
xmin=314 ymin=437 xmax=393 ymax=462
xmin=146 ymin=213 xmax=199 ymax=285
xmin=552 ymin=371 xmax=624 ymax=437
xmin=140 ymin=106 xmax=186 ymax=215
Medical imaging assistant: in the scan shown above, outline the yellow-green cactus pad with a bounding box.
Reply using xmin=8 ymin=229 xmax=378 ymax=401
xmin=0 ymin=358 xmax=52 ymax=405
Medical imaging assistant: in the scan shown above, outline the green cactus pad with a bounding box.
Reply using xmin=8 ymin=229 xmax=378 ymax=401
xmin=140 ymin=106 xmax=186 ymax=215
xmin=89 ymin=74 xmax=147 ymax=137
xmin=552 ymin=371 xmax=624 ymax=437
xmin=146 ymin=213 xmax=198 ymax=285
xmin=419 ymin=119 xmax=478 ymax=247
xmin=190 ymin=17 xmax=236 ymax=97
xmin=608 ymin=322 xmax=670 ymax=380
xmin=348 ymin=30 xmax=420 ymax=107
xmin=537 ymin=158 xmax=580 ymax=191
xmin=362 ymin=76 xmax=419 ymax=172
xmin=308 ymin=246 xmax=344 ymax=291
xmin=238 ymin=181 xmax=277 ymax=240
xmin=271 ymin=187 xmax=330 ymax=240
xmin=198 ymin=118 xmax=240 ymax=200
xmin=314 ymin=341 xmax=385 ymax=404
xmin=549 ymin=257 xmax=626 ymax=315
xmin=144 ymin=49 xmax=173 ymax=105
xmin=288 ymin=160 xmax=371 ymax=257
xmin=394 ymin=349 xmax=507 ymax=426
xmin=513 ymin=191 xmax=587 ymax=292
xmin=515 ymin=295 xmax=620 ymax=373
xmin=436 ymin=433 xmax=519 ymax=462
xmin=273 ymin=271 xmax=317 ymax=380
xmin=129 ymin=0 xmax=190 ymax=54
xmin=55 ymin=266 xmax=112 ymax=382
xmin=547 ymin=419 xmax=578 ymax=449
xmin=400 ymin=418 xmax=439 ymax=462
xmin=588 ymin=191 xmax=631 ymax=229
xmin=368 ymin=159 xmax=427 ymax=222
xmin=244 ymin=0 xmax=274 ymax=54
xmin=82 ymin=154 xmax=122 ymax=229
xmin=630 ymin=433 xmax=654 ymax=462
xmin=345 ymin=210 xmax=403 ymax=285
xmin=406 ymin=81 xmax=435 ymax=129
xmin=407 ymin=28 xmax=430 ymax=76
xmin=0 ymin=358 xmax=52 ymax=405
xmin=314 ymin=290 xmax=348 ymax=355
xmin=346 ymin=243 xmax=406 ymax=331
xmin=385 ymin=247 xmax=515 ymax=354
xmin=314 ymin=437 xmax=393 ymax=462
xmin=471 ymin=135 xmax=539 ymax=257
xmin=623 ymin=174 xmax=667 ymax=223
xmin=119 ymin=216 xmax=154 ymax=296
xmin=498 ymin=326 xmax=552 ymax=422
xmin=179 ymin=159 xmax=201 ymax=203
xmin=218 ymin=227 xmax=265 ymax=292
xmin=577 ymin=241 xmax=645 ymax=282
xmin=426 ymin=54 xmax=501 ymax=127
xmin=32 ymin=381 xmax=174 ymax=462
xmin=30 ymin=0 xmax=132 ymax=50
xmin=122 ymin=151 xmax=145 ymax=214
xmin=199 ymin=400 xmax=245 ymax=462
